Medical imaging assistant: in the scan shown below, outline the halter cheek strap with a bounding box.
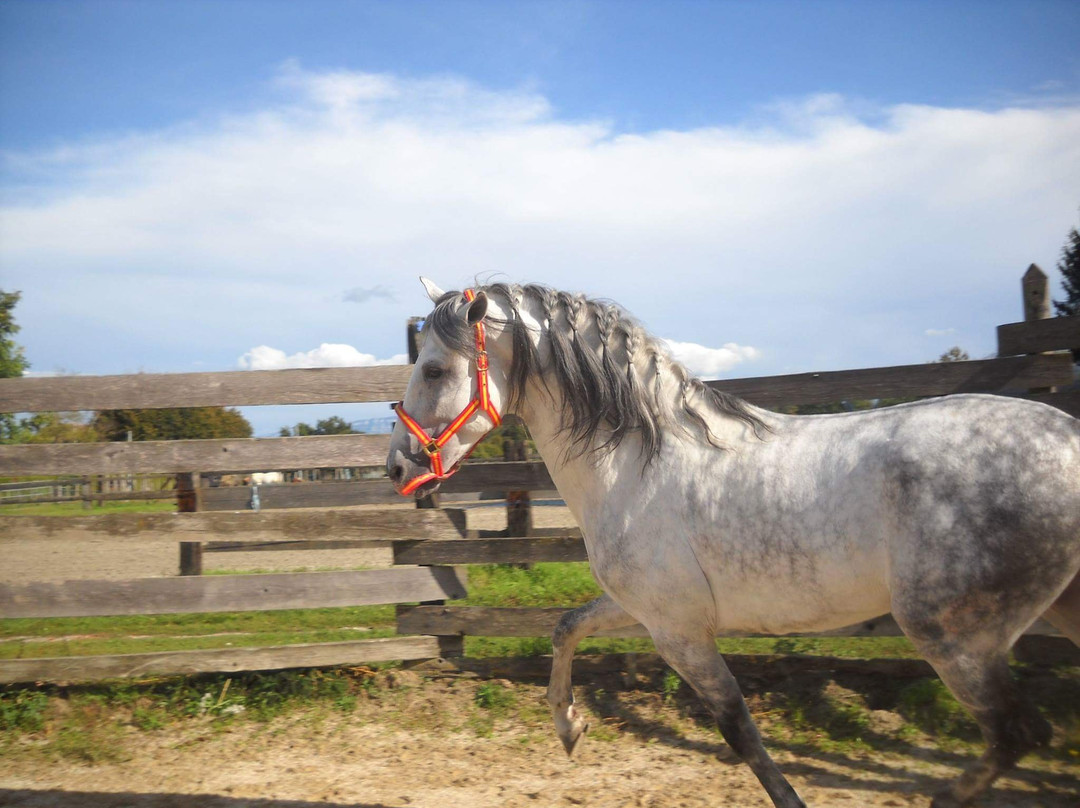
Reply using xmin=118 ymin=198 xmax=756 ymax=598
xmin=392 ymin=289 xmax=502 ymax=495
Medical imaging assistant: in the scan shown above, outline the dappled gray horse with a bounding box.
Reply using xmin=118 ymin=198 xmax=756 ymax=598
xmin=387 ymin=279 xmax=1080 ymax=808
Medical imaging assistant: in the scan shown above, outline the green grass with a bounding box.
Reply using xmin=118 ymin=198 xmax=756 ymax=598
xmin=0 ymin=666 xmax=384 ymax=761
xmin=0 ymin=499 xmax=176 ymax=516
xmin=0 ymin=561 xmax=924 ymax=662
xmin=456 ymin=562 xmax=602 ymax=607
xmin=0 ymin=606 xmax=397 ymax=659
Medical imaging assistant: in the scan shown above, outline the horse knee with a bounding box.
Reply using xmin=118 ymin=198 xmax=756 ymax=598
xmin=551 ymin=609 xmax=578 ymax=650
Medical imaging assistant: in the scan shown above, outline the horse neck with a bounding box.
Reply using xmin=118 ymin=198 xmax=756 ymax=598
xmin=491 ymin=293 xmax=616 ymax=520
xmin=499 ymin=292 xmax=687 ymax=523
xmin=493 ymin=287 xmax=770 ymax=523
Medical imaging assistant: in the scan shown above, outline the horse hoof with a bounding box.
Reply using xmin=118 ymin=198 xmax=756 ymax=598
xmin=560 ymin=721 xmax=589 ymax=757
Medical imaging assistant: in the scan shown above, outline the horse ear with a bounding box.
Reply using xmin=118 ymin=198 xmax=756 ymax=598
xmin=419 ymin=277 xmax=445 ymax=303
xmin=465 ymin=291 xmax=488 ymax=326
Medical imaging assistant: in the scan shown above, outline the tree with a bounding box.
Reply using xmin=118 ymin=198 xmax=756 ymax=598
xmin=16 ymin=412 xmax=100 ymax=443
xmin=0 ymin=291 xmax=30 ymax=443
xmin=93 ymin=407 xmax=253 ymax=441
xmin=1052 ymin=219 xmax=1080 ymax=318
xmin=1051 ymin=216 xmax=1080 ymax=362
xmin=0 ymin=290 xmax=28 ymax=379
xmin=468 ymin=421 xmax=537 ymax=460
xmin=279 ymin=416 xmax=356 ymax=437
xmin=936 ymin=346 xmax=970 ymax=363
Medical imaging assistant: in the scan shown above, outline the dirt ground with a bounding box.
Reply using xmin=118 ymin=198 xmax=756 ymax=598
xmin=0 ymin=502 xmax=567 ymax=583
xmin=3 ymin=503 xmax=1078 ymax=806
xmin=2 ymin=668 xmax=1078 ymax=808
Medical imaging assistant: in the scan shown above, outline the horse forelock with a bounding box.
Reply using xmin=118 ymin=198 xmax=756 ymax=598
xmin=423 ymin=282 xmax=766 ymax=464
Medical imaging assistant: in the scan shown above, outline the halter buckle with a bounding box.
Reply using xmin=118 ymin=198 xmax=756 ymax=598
xmin=476 ymin=352 xmax=490 ymax=371
xmin=421 ymin=439 xmax=440 ymax=457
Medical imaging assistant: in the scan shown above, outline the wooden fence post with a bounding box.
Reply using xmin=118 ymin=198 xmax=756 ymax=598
xmin=1021 ymin=264 xmax=1056 ymax=395
xmin=504 ymin=421 xmax=532 ymax=538
xmin=177 ymin=472 xmax=203 ymax=576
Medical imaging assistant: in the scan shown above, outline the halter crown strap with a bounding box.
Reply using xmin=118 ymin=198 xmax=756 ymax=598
xmin=393 ymin=288 xmax=502 ymax=495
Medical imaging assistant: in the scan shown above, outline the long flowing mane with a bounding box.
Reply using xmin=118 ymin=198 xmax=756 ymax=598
xmin=424 ymin=282 xmax=766 ymax=464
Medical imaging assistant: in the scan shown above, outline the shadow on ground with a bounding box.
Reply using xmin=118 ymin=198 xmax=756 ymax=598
xmin=575 ymin=661 xmax=1080 ymax=806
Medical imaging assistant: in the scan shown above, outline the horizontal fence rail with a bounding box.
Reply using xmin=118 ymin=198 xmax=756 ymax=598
xmin=3 ymin=350 xmax=1074 ymax=425
xmin=0 ymin=566 xmax=467 ymax=618
xmin=0 ymin=637 xmax=446 ymax=685
xmin=706 ymin=354 xmax=1075 ymax=409
xmin=0 ymin=433 xmax=393 ymax=476
xmin=3 ymin=355 xmax=1074 ymax=478
xmin=0 ymin=365 xmax=414 ymax=413
xmin=0 ymin=508 xmax=467 ymax=543
xmin=195 ymin=462 xmax=558 ymax=511
xmin=997 ymin=315 xmax=1080 ymax=357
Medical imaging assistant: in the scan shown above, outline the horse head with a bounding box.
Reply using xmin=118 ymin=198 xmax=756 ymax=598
xmin=386 ymin=277 xmax=510 ymax=498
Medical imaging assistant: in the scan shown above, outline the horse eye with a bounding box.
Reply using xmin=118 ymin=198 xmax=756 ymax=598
xmin=422 ymin=364 xmax=444 ymax=381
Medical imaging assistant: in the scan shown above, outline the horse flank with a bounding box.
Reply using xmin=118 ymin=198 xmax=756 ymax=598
xmin=424 ymin=282 xmax=767 ymax=464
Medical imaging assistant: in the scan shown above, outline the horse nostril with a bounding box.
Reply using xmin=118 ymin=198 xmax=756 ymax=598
xmin=389 ymin=463 xmax=404 ymax=485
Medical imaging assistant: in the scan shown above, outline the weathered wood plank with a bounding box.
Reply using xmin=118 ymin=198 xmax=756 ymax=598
xmin=203 ymin=530 xmax=584 ymax=555
xmin=0 ymin=366 xmax=413 ymax=414
xmin=204 ymin=539 xmax=393 ymax=553
xmin=0 ymin=637 xmax=442 ymax=684
xmin=0 ymin=508 xmax=467 ymax=543
xmin=0 ymin=433 xmax=393 ymax=476
xmin=4 ymin=352 xmax=1071 ymax=423
xmin=197 ymin=462 xmax=557 ymax=511
xmin=1024 ymin=390 xmax=1080 ymax=419
xmin=997 ymin=315 xmax=1080 ymax=357
xmin=442 ymin=461 xmax=555 ymax=493
xmin=396 ymin=606 xmax=1061 ymax=639
xmin=0 ymin=567 xmax=468 ymax=618
xmin=393 ymin=536 xmax=588 ymax=565
xmin=706 ymin=354 xmax=1074 ymax=408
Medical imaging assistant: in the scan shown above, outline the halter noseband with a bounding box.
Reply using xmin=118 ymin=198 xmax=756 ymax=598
xmin=392 ymin=289 xmax=502 ymax=496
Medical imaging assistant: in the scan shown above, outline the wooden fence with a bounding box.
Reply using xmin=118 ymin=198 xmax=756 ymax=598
xmin=0 ymin=266 xmax=1078 ymax=684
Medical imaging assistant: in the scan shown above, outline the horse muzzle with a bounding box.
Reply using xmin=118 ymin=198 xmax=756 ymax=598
xmin=387 ymin=448 xmax=449 ymax=498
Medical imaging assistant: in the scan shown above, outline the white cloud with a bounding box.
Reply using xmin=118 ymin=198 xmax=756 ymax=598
xmin=924 ymin=328 xmax=957 ymax=337
xmin=3 ymin=65 xmax=1079 ymax=378
xmin=663 ymin=339 xmax=760 ymax=377
xmin=342 ymin=284 xmax=396 ymax=304
xmin=238 ymin=344 xmax=408 ymax=370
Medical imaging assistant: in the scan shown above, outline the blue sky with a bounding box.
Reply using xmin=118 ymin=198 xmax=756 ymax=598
xmin=2 ymin=0 xmax=1079 ymax=435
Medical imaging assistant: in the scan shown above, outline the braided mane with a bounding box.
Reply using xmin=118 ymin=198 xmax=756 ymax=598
xmin=424 ymin=283 xmax=766 ymax=464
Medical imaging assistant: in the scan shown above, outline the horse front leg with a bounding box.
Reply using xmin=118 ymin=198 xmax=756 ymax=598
xmin=547 ymin=594 xmax=637 ymax=756
xmin=651 ymin=629 xmax=807 ymax=808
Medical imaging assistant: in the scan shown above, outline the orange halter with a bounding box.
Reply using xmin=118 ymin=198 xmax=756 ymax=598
xmin=392 ymin=289 xmax=502 ymax=495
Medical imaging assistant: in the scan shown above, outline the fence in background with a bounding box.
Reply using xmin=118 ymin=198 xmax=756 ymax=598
xmin=0 ymin=265 xmax=1077 ymax=684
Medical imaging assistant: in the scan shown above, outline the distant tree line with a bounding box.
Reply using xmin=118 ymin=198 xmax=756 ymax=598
xmin=1 ymin=289 xmax=255 ymax=444
xmin=278 ymin=416 xmax=358 ymax=437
